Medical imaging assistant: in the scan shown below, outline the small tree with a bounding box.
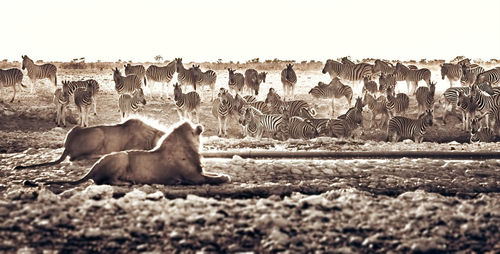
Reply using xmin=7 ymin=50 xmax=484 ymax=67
xmin=154 ymin=55 xmax=163 ymax=63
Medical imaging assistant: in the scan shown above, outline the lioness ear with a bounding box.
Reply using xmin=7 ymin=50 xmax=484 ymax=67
xmin=195 ymin=125 xmax=203 ymax=135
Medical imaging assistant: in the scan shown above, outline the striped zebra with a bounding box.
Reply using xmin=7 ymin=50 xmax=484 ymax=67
xmin=415 ymin=81 xmax=436 ymax=115
xmin=227 ymin=68 xmax=245 ymax=94
xmin=113 ymin=67 xmax=142 ymax=95
xmin=21 ymin=55 xmax=57 ymax=91
xmin=440 ymin=63 xmax=463 ymax=87
xmin=470 ymin=84 xmax=494 ymax=128
xmin=339 ymin=63 xmax=374 ymax=93
xmin=373 ymin=59 xmax=395 ymax=76
xmin=386 ymin=109 xmax=433 ymax=143
xmin=239 ymin=106 xmax=264 ymax=138
xmin=322 ymin=60 xmax=344 ymax=78
xmin=174 ymin=83 xmax=201 ymax=123
xmin=470 ymin=115 xmax=495 ymax=143
xmin=53 ymin=88 xmax=69 ymax=127
xmin=192 ymin=65 xmax=217 ymax=101
xmin=146 ymin=60 xmax=176 ymax=99
xmin=281 ymin=64 xmax=297 ymax=100
xmin=0 ymin=68 xmax=25 ymax=102
xmin=405 ymin=67 xmax=431 ymax=94
xmin=74 ymin=83 xmax=96 ymax=127
xmin=378 ymin=73 xmax=396 ymax=94
xmin=211 ymin=88 xmax=238 ymax=137
xmin=124 ymin=64 xmax=146 ymax=86
xmin=327 ymin=104 xmax=363 ymax=139
xmin=287 ymin=116 xmax=318 ymax=140
xmin=243 ymin=95 xmax=257 ymax=103
xmin=244 ymin=69 xmax=267 ymax=96
xmin=362 ymin=76 xmax=378 ymax=95
xmin=475 ymin=68 xmax=500 ymax=86
xmin=341 ymin=57 xmax=355 ymax=65
xmin=265 ymin=88 xmax=314 ymax=116
xmin=239 ymin=105 xmax=287 ymax=140
xmin=118 ymin=88 xmax=146 ymax=120
xmin=460 ymin=64 xmax=485 ymax=86
xmin=175 ymin=58 xmax=201 ymax=91
xmin=309 ymin=79 xmax=352 ymax=116
xmin=393 ymin=62 xmax=410 ymax=82
xmin=456 ymin=90 xmax=477 ymax=131
xmin=61 ymin=79 xmax=99 ymax=115
xmin=385 ymin=86 xmax=409 ymax=117
xmin=363 ymin=93 xmax=389 ymax=128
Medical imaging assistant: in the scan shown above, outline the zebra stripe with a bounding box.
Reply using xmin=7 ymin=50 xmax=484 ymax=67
xmin=386 ymin=109 xmax=433 ymax=143
xmin=192 ymin=65 xmax=217 ymax=101
xmin=0 ymin=68 xmax=25 ymax=102
xmin=393 ymin=63 xmax=410 ymax=82
xmin=373 ymin=59 xmax=395 ymax=75
xmin=113 ymin=68 xmax=142 ymax=95
xmin=363 ymin=93 xmax=389 ymax=128
xmin=440 ymin=63 xmax=463 ymax=87
xmin=174 ymin=58 xmax=200 ymax=91
xmin=243 ymin=95 xmax=256 ymax=103
xmin=244 ymin=69 xmax=267 ymax=96
xmin=118 ymin=88 xmax=146 ymax=120
xmin=281 ymin=64 xmax=297 ymax=100
xmin=21 ymin=55 xmax=57 ymax=90
xmin=145 ymin=60 xmax=176 ymax=98
xmin=475 ymin=68 xmax=500 ymax=86
xmin=53 ymin=88 xmax=69 ymax=127
xmin=73 ymin=83 xmax=96 ymax=127
xmin=174 ymin=83 xmax=201 ymax=122
xmin=415 ymin=81 xmax=436 ymax=115
xmin=239 ymin=106 xmax=264 ymax=138
xmin=124 ymin=64 xmax=146 ymax=86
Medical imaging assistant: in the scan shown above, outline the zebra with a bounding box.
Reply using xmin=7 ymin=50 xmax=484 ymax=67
xmin=211 ymin=88 xmax=240 ymax=137
xmin=373 ymin=59 xmax=395 ymax=76
xmin=281 ymin=64 xmax=297 ymax=100
xmin=265 ymin=88 xmax=314 ymax=116
xmin=124 ymin=64 xmax=146 ymax=86
xmin=228 ymin=68 xmax=245 ymax=94
xmin=415 ymin=81 xmax=436 ymax=115
xmin=363 ymin=92 xmax=389 ymax=128
xmin=309 ymin=79 xmax=351 ymax=117
xmin=61 ymin=79 xmax=99 ymax=115
xmin=53 ymin=87 xmax=69 ymax=127
xmin=118 ymin=88 xmax=146 ymax=120
xmin=362 ymin=76 xmax=378 ymax=95
xmin=393 ymin=62 xmax=410 ymax=83
xmin=461 ymin=64 xmax=485 ymax=86
xmin=470 ymin=115 xmax=495 ymax=143
xmin=327 ymin=104 xmax=363 ymax=139
xmin=386 ymin=109 xmax=433 ymax=143
xmin=385 ymin=86 xmax=409 ymax=117
xmin=73 ymin=82 xmax=96 ymax=127
xmin=239 ymin=105 xmax=288 ymax=140
xmin=21 ymin=55 xmax=57 ymax=91
xmin=440 ymin=63 xmax=463 ymax=87
xmin=192 ymin=65 xmax=217 ymax=101
xmin=0 ymin=68 xmax=25 ymax=102
xmin=405 ymin=67 xmax=431 ymax=94
xmin=470 ymin=84 xmax=494 ymax=128
xmin=378 ymin=73 xmax=396 ymax=95
xmin=113 ymin=67 xmax=142 ymax=95
xmin=244 ymin=69 xmax=267 ymax=96
xmin=339 ymin=63 xmax=374 ymax=93
xmin=456 ymin=90 xmax=477 ymax=131
xmin=287 ymin=116 xmax=318 ymax=140
xmin=146 ymin=60 xmax=177 ymax=99
xmin=175 ymin=58 xmax=201 ymax=91
xmin=299 ymin=108 xmax=331 ymax=137
xmin=239 ymin=105 xmax=264 ymax=138
xmin=475 ymin=68 xmax=500 ymax=86
xmin=322 ymin=59 xmax=344 ymax=78
xmin=173 ymin=83 xmax=201 ymax=123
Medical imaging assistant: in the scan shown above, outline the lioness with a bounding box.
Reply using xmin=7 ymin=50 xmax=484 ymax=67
xmin=46 ymin=121 xmax=231 ymax=185
xmin=15 ymin=119 xmax=165 ymax=169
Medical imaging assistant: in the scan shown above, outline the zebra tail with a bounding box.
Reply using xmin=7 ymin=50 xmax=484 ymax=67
xmin=13 ymin=149 xmax=69 ymax=170
xmin=144 ymin=77 xmax=147 ymax=87
xmin=20 ymin=82 xmax=27 ymax=88
xmin=54 ymin=75 xmax=58 ymax=86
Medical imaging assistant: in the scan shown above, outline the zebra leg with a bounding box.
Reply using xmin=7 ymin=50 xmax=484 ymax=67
xmin=217 ymin=116 xmax=223 ymax=137
xmin=223 ymin=117 xmax=228 ymax=137
xmin=62 ymin=105 xmax=67 ymax=127
xmin=29 ymin=77 xmax=35 ymax=94
xmin=93 ymin=97 xmax=97 ymax=115
xmin=10 ymin=85 xmax=16 ymax=103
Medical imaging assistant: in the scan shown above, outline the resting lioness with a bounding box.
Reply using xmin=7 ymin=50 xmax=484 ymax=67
xmin=15 ymin=119 xmax=165 ymax=169
xmin=46 ymin=121 xmax=231 ymax=185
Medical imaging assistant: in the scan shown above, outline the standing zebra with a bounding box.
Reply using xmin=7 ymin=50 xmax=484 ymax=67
xmin=53 ymin=87 xmax=69 ymax=127
xmin=363 ymin=93 xmax=389 ymax=128
xmin=192 ymin=65 xmax=217 ymax=101
xmin=21 ymin=55 xmax=57 ymax=91
xmin=124 ymin=64 xmax=146 ymax=86
xmin=393 ymin=63 xmax=410 ymax=83
xmin=281 ymin=64 xmax=297 ymax=100
xmin=61 ymin=79 xmax=99 ymax=115
xmin=211 ymin=88 xmax=238 ymax=137
xmin=74 ymin=82 xmax=96 ymax=127
xmin=118 ymin=88 xmax=146 ymax=120
xmin=470 ymin=115 xmax=495 ymax=143
xmin=405 ymin=67 xmax=431 ymax=94
xmin=362 ymin=76 xmax=378 ymax=95
xmin=415 ymin=81 xmax=436 ymax=115
xmin=386 ymin=109 xmax=433 ymax=143
xmin=456 ymin=90 xmax=477 ymax=131
xmin=385 ymin=86 xmax=409 ymax=117
xmin=175 ymin=58 xmax=201 ymax=91
xmin=0 ymin=68 xmax=25 ymax=102
xmin=440 ymin=63 xmax=463 ymax=87
xmin=113 ymin=68 xmax=142 ymax=95
xmin=228 ymin=68 xmax=245 ymax=94
xmin=373 ymin=59 xmax=395 ymax=76
xmin=146 ymin=60 xmax=176 ymax=99
xmin=475 ymin=68 xmax=500 ymax=86
xmin=461 ymin=64 xmax=485 ymax=86
xmin=244 ymin=69 xmax=267 ymax=96
xmin=173 ymin=83 xmax=201 ymax=123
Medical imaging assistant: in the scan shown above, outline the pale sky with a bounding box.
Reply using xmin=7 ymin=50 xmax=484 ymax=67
xmin=2 ymin=0 xmax=499 ymax=63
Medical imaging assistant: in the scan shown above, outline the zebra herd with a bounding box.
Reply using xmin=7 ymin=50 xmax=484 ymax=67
xmin=2 ymin=55 xmax=500 ymax=143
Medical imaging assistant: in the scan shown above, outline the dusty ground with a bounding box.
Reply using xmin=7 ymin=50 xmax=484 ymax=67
xmin=1 ymin=66 xmax=500 ymax=253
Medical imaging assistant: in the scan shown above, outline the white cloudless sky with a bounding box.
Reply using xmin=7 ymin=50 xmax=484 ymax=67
xmin=1 ymin=0 xmax=499 ymax=62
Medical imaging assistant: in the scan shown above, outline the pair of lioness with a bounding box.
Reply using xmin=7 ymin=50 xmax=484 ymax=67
xmin=16 ymin=119 xmax=230 ymax=186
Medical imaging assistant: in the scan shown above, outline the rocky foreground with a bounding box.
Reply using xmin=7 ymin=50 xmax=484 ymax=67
xmin=1 ymin=151 xmax=500 ymax=253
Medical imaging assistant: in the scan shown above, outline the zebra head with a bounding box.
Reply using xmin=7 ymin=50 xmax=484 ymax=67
xmin=173 ymin=83 xmax=182 ymax=101
xmin=354 ymin=97 xmax=364 ymax=111
xmin=21 ymin=55 xmax=31 ymax=70
xmin=174 ymin=58 xmax=184 ymax=72
xmin=134 ymin=88 xmax=146 ymax=105
xmin=420 ymin=109 xmax=434 ymax=126
xmin=258 ymin=72 xmax=267 ymax=83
